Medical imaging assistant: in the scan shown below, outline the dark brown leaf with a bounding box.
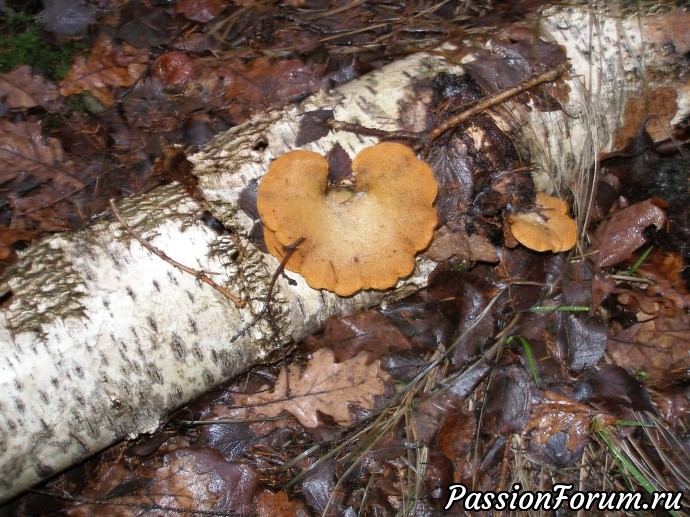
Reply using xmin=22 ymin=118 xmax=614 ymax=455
xmin=588 ymin=365 xmax=656 ymax=412
xmin=592 ymin=199 xmax=667 ymax=268
xmin=295 ymin=109 xmax=334 ymax=147
xmin=483 ymin=364 xmax=532 ymax=435
xmin=258 ymin=490 xmax=310 ymax=517
xmin=174 ymin=0 xmax=226 ymax=22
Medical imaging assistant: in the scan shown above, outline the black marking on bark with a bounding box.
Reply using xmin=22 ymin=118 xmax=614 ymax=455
xmin=147 ymin=315 xmax=158 ymax=332
xmin=152 ymin=279 xmax=160 ymax=292
xmin=125 ymin=287 xmax=136 ymax=301
xmin=188 ymin=316 xmax=198 ymax=334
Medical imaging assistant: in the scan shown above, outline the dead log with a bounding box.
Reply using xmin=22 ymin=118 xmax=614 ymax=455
xmin=0 ymin=4 xmax=687 ymax=503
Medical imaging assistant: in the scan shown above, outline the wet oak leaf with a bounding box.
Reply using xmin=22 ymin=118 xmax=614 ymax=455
xmin=59 ymin=35 xmax=148 ymax=106
xmin=233 ymin=349 xmax=390 ymax=428
xmin=0 ymin=65 xmax=59 ymax=110
xmin=0 ymin=120 xmax=81 ymax=189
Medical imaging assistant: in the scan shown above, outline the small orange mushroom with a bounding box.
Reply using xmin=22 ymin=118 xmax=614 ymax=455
xmin=258 ymin=142 xmax=438 ymax=296
xmin=506 ymin=192 xmax=577 ymax=252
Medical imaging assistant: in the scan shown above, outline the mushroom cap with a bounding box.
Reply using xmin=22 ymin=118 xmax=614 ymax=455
xmin=258 ymin=142 xmax=438 ymax=296
xmin=507 ymin=192 xmax=578 ymax=252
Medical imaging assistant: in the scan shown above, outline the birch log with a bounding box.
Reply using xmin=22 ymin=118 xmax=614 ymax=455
xmin=0 ymin=4 xmax=688 ymax=503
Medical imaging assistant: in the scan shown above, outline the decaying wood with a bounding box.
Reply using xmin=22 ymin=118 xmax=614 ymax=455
xmin=0 ymin=5 xmax=688 ymax=503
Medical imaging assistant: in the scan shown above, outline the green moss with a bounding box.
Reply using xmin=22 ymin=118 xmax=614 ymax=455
xmin=0 ymin=13 xmax=85 ymax=81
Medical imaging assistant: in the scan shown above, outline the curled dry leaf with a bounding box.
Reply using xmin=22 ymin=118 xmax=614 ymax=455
xmin=233 ymin=349 xmax=390 ymax=428
xmin=506 ymin=192 xmax=577 ymax=253
xmin=59 ymin=34 xmax=148 ymax=106
xmin=258 ymin=142 xmax=438 ymax=296
xmin=592 ymin=198 xmax=667 ymax=268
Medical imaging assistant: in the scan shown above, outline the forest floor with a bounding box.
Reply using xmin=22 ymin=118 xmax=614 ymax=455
xmin=1 ymin=0 xmax=689 ymax=515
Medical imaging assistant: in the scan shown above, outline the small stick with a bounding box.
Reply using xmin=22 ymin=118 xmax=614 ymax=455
xmin=230 ymin=236 xmax=306 ymax=343
xmin=328 ymin=62 xmax=569 ymax=152
xmin=109 ymin=199 xmax=245 ymax=308
xmin=426 ymin=62 xmax=570 ymax=144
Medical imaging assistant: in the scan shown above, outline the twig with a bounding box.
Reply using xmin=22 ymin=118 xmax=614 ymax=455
xmin=109 ymin=199 xmax=245 ymax=308
xmin=328 ymin=62 xmax=570 ymax=153
xmin=425 ymin=62 xmax=570 ymax=144
xmin=230 ymin=236 xmax=306 ymax=343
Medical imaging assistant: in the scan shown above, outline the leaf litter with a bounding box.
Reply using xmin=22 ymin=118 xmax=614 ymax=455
xmin=2 ymin=0 xmax=690 ymax=516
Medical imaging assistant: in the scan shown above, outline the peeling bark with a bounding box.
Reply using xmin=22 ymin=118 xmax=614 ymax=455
xmin=0 ymin=5 xmax=688 ymax=503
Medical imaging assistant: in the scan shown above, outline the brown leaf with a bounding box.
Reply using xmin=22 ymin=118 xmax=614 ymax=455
xmin=151 ymin=51 xmax=199 ymax=86
xmin=592 ymin=199 xmax=667 ymax=268
xmin=174 ymin=0 xmax=226 ymax=22
xmin=150 ymin=448 xmax=258 ymax=514
xmin=233 ymin=349 xmax=390 ymax=427
xmin=0 ymin=65 xmax=59 ymax=110
xmin=527 ymin=391 xmax=602 ymax=468
xmin=423 ymin=224 xmax=498 ymax=263
xmin=191 ymin=56 xmax=326 ymax=124
xmin=0 ymin=120 xmax=81 ymax=189
xmin=587 ymin=365 xmax=656 ymax=412
xmin=607 ymin=312 xmax=690 ymax=386
xmin=305 ymin=310 xmax=411 ymax=363
xmin=59 ymin=35 xmax=148 ymax=106
xmin=258 ymin=490 xmax=310 ymax=517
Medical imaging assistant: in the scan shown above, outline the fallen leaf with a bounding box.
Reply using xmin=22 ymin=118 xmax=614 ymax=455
xmin=483 ymin=364 xmax=532 ymax=435
xmin=0 ymin=65 xmax=59 ymax=109
xmin=527 ymin=392 xmax=607 ymax=468
xmin=152 ymin=51 xmax=199 ymax=86
xmin=233 ymin=349 xmax=390 ymax=427
xmin=175 ymin=0 xmax=226 ymax=22
xmin=587 ymin=365 xmax=656 ymax=412
xmin=59 ymin=34 xmax=148 ymax=106
xmin=0 ymin=120 xmax=81 ymax=189
xmin=305 ymin=310 xmax=411 ymax=363
xmin=591 ymin=199 xmax=667 ymax=268
xmin=150 ymin=448 xmax=258 ymax=515
xmin=607 ymin=311 xmax=690 ymax=386
xmin=258 ymin=490 xmax=310 ymax=517
xmin=423 ymin=224 xmax=498 ymax=264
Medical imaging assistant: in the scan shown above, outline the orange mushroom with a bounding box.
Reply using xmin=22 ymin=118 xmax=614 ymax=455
xmin=258 ymin=142 xmax=438 ymax=296
xmin=506 ymin=192 xmax=577 ymax=252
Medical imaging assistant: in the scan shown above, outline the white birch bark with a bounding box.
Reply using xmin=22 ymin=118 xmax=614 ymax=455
xmin=0 ymin=4 xmax=687 ymax=503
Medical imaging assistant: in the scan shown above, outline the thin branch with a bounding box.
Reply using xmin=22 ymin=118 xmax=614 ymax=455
xmin=426 ymin=62 xmax=570 ymax=144
xmin=230 ymin=236 xmax=306 ymax=342
xmin=328 ymin=62 xmax=570 ymax=153
xmin=109 ymin=199 xmax=245 ymax=308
